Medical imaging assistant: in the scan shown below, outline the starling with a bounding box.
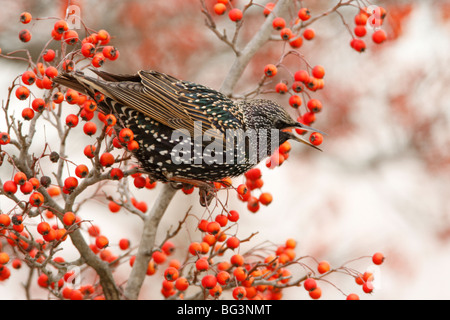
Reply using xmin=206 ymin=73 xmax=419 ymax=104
xmin=54 ymin=69 xmax=322 ymax=186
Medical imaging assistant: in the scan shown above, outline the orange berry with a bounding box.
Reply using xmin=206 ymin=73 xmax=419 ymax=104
xmin=214 ymin=3 xmax=227 ymax=15
xmin=347 ymin=293 xmax=360 ymax=300
xmin=317 ymin=261 xmax=330 ymax=274
xmin=259 ymin=192 xmax=273 ymax=206
xmin=95 ymin=235 xmax=109 ymax=249
xmin=201 ymin=274 xmax=217 ymax=289
xmin=175 ymin=277 xmax=189 ymax=291
xmin=372 ymin=252 xmax=385 ymax=265
xmin=309 ymin=287 xmax=322 ymax=299
xmin=228 ymin=8 xmax=243 ymax=22
xmin=63 ymin=212 xmax=76 ymax=226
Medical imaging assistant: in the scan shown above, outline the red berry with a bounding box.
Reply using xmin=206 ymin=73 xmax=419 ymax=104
xmin=152 ymin=250 xmax=167 ymax=264
xmin=227 ymin=210 xmax=240 ymax=222
xmin=164 ymin=267 xmax=179 ymax=281
xmin=351 ymin=38 xmax=366 ymax=52
xmin=347 ymin=293 xmax=360 ymax=300
xmin=264 ymin=64 xmax=277 ymax=77
xmin=100 ymin=152 xmax=115 ymax=167
xmin=110 ymin=168 xmax=124 ymax=180
xmin=19 ymin=29 xmax=32 ymax=42
xmin=362 ymin=281 xmax=374 ymax=294
xmin=0 ymin=214 xmax=11 ymax=227
xmin=195 ymin=257 xmax=209 ymax=271
xmin=81 ymin=42 xmax=96 ymax=58
xmin=214 ymin=3 xmax=227 ymax=15
xmin=354 ymin=25 xmax=367 ymax=37
xmin=63 ymin=211 xmax=76 ymax=226
xmin=307 ymin=99 xmax=323 ymax=113
xmin=54 ymin=20 xmax=68 ymax=34
xmin=92 ymin=53 xmax=106 ymax=68
xmin=43 ymin=49 xmax=56 ymax=62
xmin=102 ymin=46 xmax=120 ymax=60
xmin=272 ymin=17 xmax=286 ymax=30
xmin=309 ymin=132 xmax=323 ymax=146
xmin=228 ymin=8 xmax=243 ymax=22
xmin=95 ymin=235 xmax=109 ymax=249
xmin=372 ymin=29 xmax=387 ymax=44
xmin=232 ymin=286 xmax=246 ymax=300
xmin=63 ymin=30 xmax=79 ymax=45
xmin=280 ymin=28 xmax=293 ymax=40
xmin=226 ymin=236 xmax=240 ymax=249
xmin=298 ymin=8 xmax=311 ymax=21
xmin=247 ymin=196 xmax=260 ymax=213
xmin=303 ymin=278 xmax=317 ymax=291
xmin=275 ymin=82 xmax=288 ymax=94
xmin=259 ymin=192 xmax=273 ymax=206
xmin=21 ymin=70 xmax=36 ymax=85
xmin=372 ymin=252 xmax=385 ymax=265
xmin=317 ymin=260 xmax=330 ymax=274
xmin=15 ymin=86 xmax=30 ymax=100
xmin=22 ymin=107 xmax=35 ymax=120
xmin=119 ymin=238 xmax=130 ymax=250
xmin=312 ymin=65 xmax=325 ymax=79
xmin=109 ymin=201 xmax=121 ymax=213
xmin=175 ymin=277 xmax=189 ymax=291
xmin=289 ymin=95 xmax=302 ymax=108
xmin=309 ymin=287 xmax=322 ymax=299
xmin=37 ymin=221 xmax=51 ymax=235
xmin=29 ymin=191 xmax=44 ymax=207
xmin=201 ymin=275 xmax=217 ymax=289
xmin=263 ymin=2 xmax=275 ymax=16
xmin=303 ymin=28 xmax=315 ymax=40
xmin=20 ymin=12 xmax=32 ymax=24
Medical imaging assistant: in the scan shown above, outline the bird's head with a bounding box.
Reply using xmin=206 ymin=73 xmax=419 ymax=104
xmin=240 ymin=99 xmax=324 ymax=150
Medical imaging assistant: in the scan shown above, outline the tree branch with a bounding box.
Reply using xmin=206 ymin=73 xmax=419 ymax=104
xmin=219 ymin=0 xmax=291 ymax=96
xmin=124 ymin=183 xmax=178 ymax=299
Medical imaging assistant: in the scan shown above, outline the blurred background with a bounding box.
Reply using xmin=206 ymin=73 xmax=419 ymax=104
xmin=1 ymin=0 xmax=449 ymax=300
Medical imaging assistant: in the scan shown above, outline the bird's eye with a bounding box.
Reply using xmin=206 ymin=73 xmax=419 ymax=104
xmin=274 ymin=119 xmax=285 ymax=129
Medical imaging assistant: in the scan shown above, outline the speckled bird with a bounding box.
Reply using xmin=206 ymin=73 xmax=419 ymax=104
xmin=54 ymin=69 xmax=322 ymax=186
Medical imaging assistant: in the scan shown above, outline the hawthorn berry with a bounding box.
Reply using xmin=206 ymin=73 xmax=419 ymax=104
xmin=54 ymin=20 xmax=68 ymax=34
xmin=372 ymin=29 xmax=387 ymax=44
xmin=164 ymin=267 xmax=179 ymax=281
xmin=280 ymin=28 xmax=293 ymax=40
xmin=92 ymin=53 xmax=105 ymax=68
xmin=303 ymin=28 xmax=315 ymax=40
xmin=102 ymin=46 xmax=120 ymax=60
xmin=289 ymin=95 xmax=302 ymax=108
xmin=37 ymin=221 xmax=51 ymax=236
xmin=63 ymin=212 xmax=76 ymax=226
xmin=83 ymin=145 xmax=96 ymax=158
xmin=372 ymin=252 xmax=385 ymax=265
xmin=20 ymin=181 xmax=33 ymax=194
xmin=317 ymin=260 xmax=330 ymax=274
xmin=201 ymin=274 xmax=217 ymax=289
xmin=19 ymin=29 xmax=31 ymax=42
xmin=351 ymin=38 xmax=366 ymax=52
xmin=215 ymin=214 xmax=228 ymax=227
xmin=63 ymin=30 xmax=79 ymax=45
xmin=206 ymin=221 xmax=221 ymax=235
xmin=110 ymin=168 xmax=124 ymax=180
xmin=227 ymin=210 xmax=239 ymax=222
xmin=289 ymin=36 xmax=303 ymax=48
xmin=263 ymin=2 xmax=275 ymax=16
xmin=264 ymin=64 xmax=277 ymax=77
xmin=232 ymin=286 xmax=246 ymax=300
xmin=83 ymin=122 xmax=97 ymax=136
xmin=21 ymin=70 xmax=36 ymax=85
xmin=97 ymin=29 xmax=111 ymax=45
xmin=294 ymin=70 xmax=309 ymax=83
xmin=0 ymin=214 xmax=11 ymax=227
xmin=100 ymin=152 xmax=115 ymax=167
xmin=309 ymin=287 xmax=322 ymax=299
xmin=15 ymin=86 xmax=30 ymax=100
xmin=247 ymin=196 xmax=260 ymax=213
xmin=354 ymin=13 xmax=368 ymax=26
xmin=298 ymin=8 xmax=311 ymax=21
xmin=81 ymin=42 xmax=96 ymax=58
xmin=213 ymin=3 xmax=227 ymax=15
xmin=64 ymin=176 xmax=78 ymax=192
xmin=20 ymin=12 xmax=32 ymax=24
xmin=188 ymin=242 xmax=202 ymax=255
xmin=43 ymin=49 xmax=56 ymax=62
xmin=362 ymin=281 xmax=374 ymax=294
xmin=108 ymin=201 xmax=121 ymax=213
xmin=195 ymin=257 xmax=209 ymax=271
xmin=272 ymin=17 xmax=286 ymax=30
xmin=307 ymin=99 xmax=323 ymax=113
xmin=346 ymin=293 xmax=360 ymax=300
xmin=45 ymin=66 xmax=58 ymax=78
xmin=152 ymin=250 xmax=167 ymax=264
xmin=22 ymin=107 xmax=35 ymax=120
xmin=95 ymin=235 xmax=109 ymax=249
xmin=309 ymin=132 xmax=323 ymax=146
xmin=175 ymin=277 xmax=189 ymax=291
xmin=226 ymin=236 xmax=240 ymax=249
xmin=303 ymin=278 xmax=317 ymax=291
xmin=29 ymin=191 xmax=44 ymax=207
xmin=228 ymin=8 xmax=243 ymax=22
xmin=312 ymin=65 xmax=325 ymax=79
xmin=354 ymin=25 xmax=367 ymax=37
xmin=275 ymin=82 xmax=288 ymax=94
xmin=13 ymin=172 xmax=27 ymax=186
xmin=259 ymin=192 xmax=273 ymax=205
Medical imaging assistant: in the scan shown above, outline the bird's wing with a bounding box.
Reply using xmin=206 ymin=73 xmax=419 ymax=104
xmin=76 ymin=69 xmax=244 ymax=141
